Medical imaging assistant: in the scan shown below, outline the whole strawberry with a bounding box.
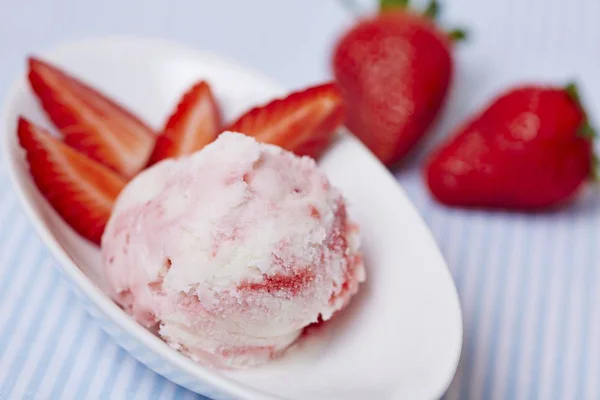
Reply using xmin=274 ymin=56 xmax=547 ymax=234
xmin=426 ymin=84 xmax=596 ymax=209
xmin=332 ymin=0 xmax=464 ymax=166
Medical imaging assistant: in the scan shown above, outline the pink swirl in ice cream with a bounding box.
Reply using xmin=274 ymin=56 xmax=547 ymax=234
xmin=101 ymin=132 xmax=365 ymax=368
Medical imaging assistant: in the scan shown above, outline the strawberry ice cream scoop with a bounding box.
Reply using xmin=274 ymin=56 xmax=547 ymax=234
xmin=101 ymin=132 xmax=365 ymax=368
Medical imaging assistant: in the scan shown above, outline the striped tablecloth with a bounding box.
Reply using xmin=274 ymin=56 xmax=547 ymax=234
xmin=1 ymin=0 xmax=600 ymax=399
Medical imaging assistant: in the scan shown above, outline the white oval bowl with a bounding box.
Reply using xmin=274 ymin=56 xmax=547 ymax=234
xmin=1 ymin=36 xmax=462 ymax=400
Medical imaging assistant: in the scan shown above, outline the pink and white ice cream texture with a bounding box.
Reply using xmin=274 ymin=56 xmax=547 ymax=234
xmin=101 ymin=132 xmax=365 ymax=368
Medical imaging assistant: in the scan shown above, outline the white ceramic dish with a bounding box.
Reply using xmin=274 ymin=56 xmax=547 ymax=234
xmin=1 ymin=36 xmax=462 ymax=400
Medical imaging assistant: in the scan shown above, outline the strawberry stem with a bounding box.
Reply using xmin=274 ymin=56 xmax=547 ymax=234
xmin=380 ymin=0 xmax=409 ymax=12
xmin=376 ymin=0 xmax=468 ymax=44
xmin=423 ymin=0 xmax=440 ymax=19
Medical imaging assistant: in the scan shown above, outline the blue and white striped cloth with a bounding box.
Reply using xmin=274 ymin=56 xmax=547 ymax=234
xmin=1 ymin=0 xmax=600 ymax=398
xmin=2 ymin=150 xmax=600 ymax=400
xmin=0 ymin=166 xmax=206 ymax=400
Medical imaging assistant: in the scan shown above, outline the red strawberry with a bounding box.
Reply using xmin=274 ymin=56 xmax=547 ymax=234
xmin=147 ymin=81 xmax=221 ymax=166
xmin=228 ymin=83 xmax=344 ymax=159
xmin=332 ymin=0 xmax=465 ymax=166
xmin=425 ymin=84 xmax=596 ymax=210
xmin=17 ymin=117 xmax=126 ymax=244
xmin=28 ymin=57 xmax=155 ymax=179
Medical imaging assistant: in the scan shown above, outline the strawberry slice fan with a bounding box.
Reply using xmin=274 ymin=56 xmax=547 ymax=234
xmin=332 ymin=0 xmax=465 ymax=167
xmin=21 ymin=57 xmax=345 ymax=245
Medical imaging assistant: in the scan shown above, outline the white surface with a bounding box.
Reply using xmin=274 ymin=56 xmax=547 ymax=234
xmin=1 ymin=37 xmax=462 ymax=399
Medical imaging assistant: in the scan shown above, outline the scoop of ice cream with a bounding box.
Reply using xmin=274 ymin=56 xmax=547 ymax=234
xmin=101 ymin=132 xmax=365 ymax=368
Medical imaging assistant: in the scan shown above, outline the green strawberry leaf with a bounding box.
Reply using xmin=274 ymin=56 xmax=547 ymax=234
xmin=423 ymin=0 xmax=440 ymax=19
xmin=449 ymin=29 xmax=468 ymax=42
xmin=578 ymin=120 xmax=596 ymax=139
xmin=566 ymin=82 xmax=597 ymax=141
xmin=380 ymin=0 xmax=409 ymax=12
xmin=565 ymin=82 xmax=597 ymax=180
xmin=565 ymin=82 xmax=581 ymax=104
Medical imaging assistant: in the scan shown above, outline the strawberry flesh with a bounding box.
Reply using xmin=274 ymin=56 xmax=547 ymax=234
xmin=148 ymin=81 xmax=221 ymax=166
xmin=18 ymin=117 xmax=126 ymax=244
xmin=28 ymin=57 xmax=156 ymax=179
xmin=228 ymin=83 xmax=344 ymax=159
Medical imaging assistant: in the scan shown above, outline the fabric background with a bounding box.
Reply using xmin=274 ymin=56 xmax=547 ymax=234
xmin=0 ymin=0 xmax=599 ymax=398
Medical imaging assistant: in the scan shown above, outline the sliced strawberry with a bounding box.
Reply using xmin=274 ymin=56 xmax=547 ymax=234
xmin=17 ymin=117 xmax=126 ymax=244
xmin=147 ymin=81 xmax=221 ymax=166
xmin=28 ymin=57 xmax=155 ymax=179
xmin=228 ymin=83 xmax=345 ymax=159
